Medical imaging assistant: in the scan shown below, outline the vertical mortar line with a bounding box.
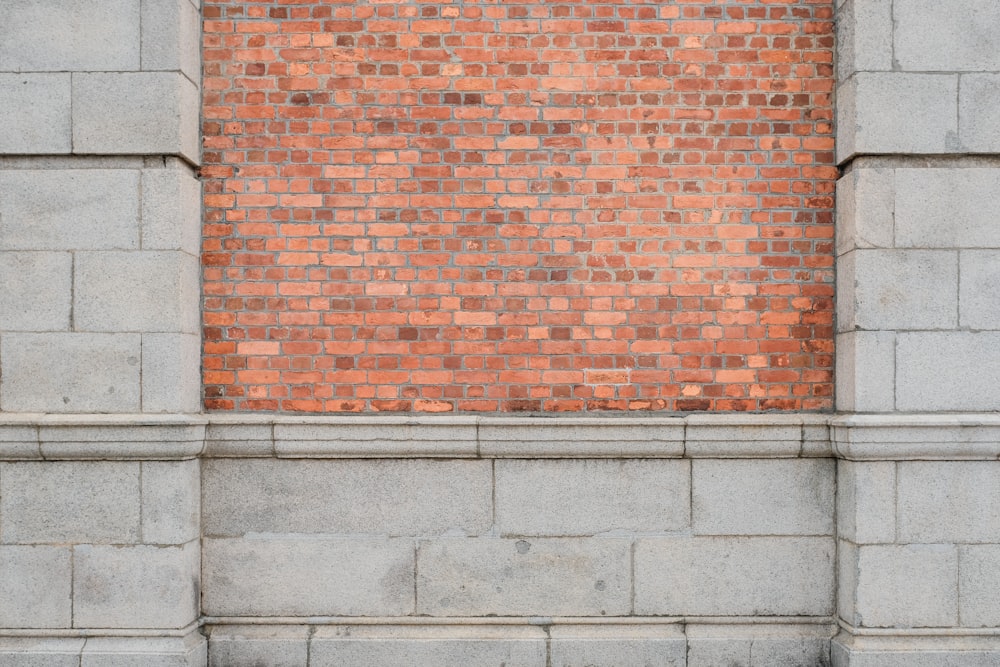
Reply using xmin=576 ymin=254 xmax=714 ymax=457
xmin=70 ymin=544 xmax=75 ymax=629
xmin=629 ymin=539 xmax=636 ymax=616
xmin=69 ymin=252 xmax=75 ymax=331
xmin=139 ymin=334 xmax=144 ymax=412
xmin=78 ymin=637 xmax=85 ymax=667
xmin=306 ymin=624 xmax=315 ymax=667
xmin=956 ymin=542 xmax=962 ymax=627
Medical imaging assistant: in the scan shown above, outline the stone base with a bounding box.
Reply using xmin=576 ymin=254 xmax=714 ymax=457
xmin=832 ymin=632 xmax=1000 ymax=667
xmin=0 ymin=631 xmax=206 ymax=667
xmin=205 ymin=620 xmax=833 ymax=667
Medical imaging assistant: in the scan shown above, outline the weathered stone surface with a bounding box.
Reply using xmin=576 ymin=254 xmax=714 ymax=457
xmin=894 ymin=0 xmax=1000 ymax=72
xmin=203 ymin=458 xmax=491 ymax=537
xmin=837 ymin=461 xmax=895 ymax=544
xmin=0 ymin=546 xmax=72 ymax=628
xmin=687 ymin=624 xmax=833 ymax=667
xmin=73 ymin=542 xmax=200 ymax=629
xmin=835 ymin=0 xmax=893 ymax=80
xmin=0 ymin=252 xmax=72 ymax=331
xmin=960 ymin=74 xmax=1000 ymax=153
xmin=634 ymin=537 xmax=835 ymax=616
xmin=311 ymin=626 xmax=547 ymax=667
xmin=142 ymin=333 xmax=202 ymax=413
xmin=0 ymin=74 xmax=71 ymax=153
xmin=141 ymin=165 xmax=202 ymax=254
xmin=896 ymin=333 xmax=1000 ymax=412
xmin=80 ymin=633 xmax=207 ymax=667
xmin=141 ymin=460 xmax=200 ymax=544
xmin=897 ymin=462 xmax=1000 ymax=544
xmin=836 ymin=167 xmax=894 ymax=255
xmin=894 ymin=168 xmax=1000 ymax=248
xmin=0 ymin=461 xmax=140 ymax=544
xmin=202 ymin=537 xmax=415 ymax=616
xmin=74 ymin=251 xmax=199 ymax=333
xmin=495 ymin=459 xmax=690 ymax=536
xmin=548 ymin=625 xmax=686 ymax=667
xmin=207 ymin=626 xmax=309 ymax=667
xmin=692 ymin=459 xmax=834 ymax=536
xmin=839 ymin=250 xmax=958 ymax=332
xmin=960 ymin=545 xmax=1000 ymax=628
xmin=416 ymin=538 xmax=631 ymax=616
xmin=835 ymin=331 xmax=896 ymax=413
xmin=0 ymin=170 xmax=139 ymax=251
xmin=0 ymin=0 xmax=140 ymax=72
xmin=0 ymin=638 xmax=84 ymax=667
xmin=72 ymin=72 xmax=199 ymax=161
xmin=141 ymin=0 xmax=201 ymax=80
xmin=959 ymin=250 xmax=1000 ymax=329
xmin=855 ymin=544 xmax=958 ymax=628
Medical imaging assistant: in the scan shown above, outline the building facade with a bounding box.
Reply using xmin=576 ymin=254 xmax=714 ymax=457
xmin=1 ymin=0 xmax=999 ymax=664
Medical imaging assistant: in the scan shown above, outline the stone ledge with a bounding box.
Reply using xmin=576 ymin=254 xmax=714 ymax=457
xmin=0 ymin=630 xmax=206 ymax=667
xmin=832 ymin=414 xmax=1000 ymax=460
xmin=833 ymin=631 xmax=1000 ymax=667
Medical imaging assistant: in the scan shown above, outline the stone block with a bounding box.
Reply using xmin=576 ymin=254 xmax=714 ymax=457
xmin=686 ymin=624 xmax=833 ymax=667
xmin=839 ymin=540 xmax=859 ymax=624
xmin=855 ymin=544 xmax=958 ymax=628
xmin=0 ymin=252 xmax=72 ymax=331
xmin=72 ymin=73 xmax=199 ymax=162
xmin=960 ymin=545 xmax=1000 ymax=628
xmin=692 ymin=459 xmax=834 ymax=536
xmin=835 ymin=331 xmax=895 ymax=413
xmin=0 ymin=0 xmax=140 ymax=72
xmin=0 ymin=461 xmax=140 ymax=543
xmin=141 ymin=460 xmax=200 ymax=544
xmin=833 ymin=634 xmax=1000 ymax=667
xmin=74 ymin=251 xmax=198 ymax=333
xmin=832 ymin=414 xmax=1000 ymax=461
xmin=0 ymin=74 xmax=71 ymax=154
xmin=960 ymin=250 xmax=1000 ymax=329
xmin=837 ymin=461 xmax=896 ymax=544
xmin=0 ymin=546 xmax=72 ymax=628
xmin=202 ymin=458 xmax=491 ymax=537
xmin=684 ymin=415 xmax=804 ymax=457
xmin=0 ymin=639 xmax=83 ymax=666
xmin=416 ymin=538 xmax=630 ymax=616
xmin=835 ymin=167 xmax=894 ymax=255
xmin=495 ymin=459 xmax=689 ymax=536
xmin=838 ymin=249 xmax=957 ymax=332
xmin=837 ymin=73 xmax=958 ymax=163
xmin=894 ymin=0 xmax=1000 ymax=72
xmin=960 ymin=74 xmax=1000 ymax=153
xmin=895 ymin=168 xmax=1000 ymax=248
xmin=204 ymin=420 xmax=274 ymax=457
xmin=896 ymin=332 xmax=1000 ymax=412
xmin=0 ymin=169 xmax=139 ymax=251
xmin=207 ymin=626 xmax=309 ymax=667
xmin=0 ymin=333 xmax=141 ymax=412
xmin=141 ymin=165 xmax=202 ymax=254
xmin=202 ymin=537 xmax=415 ymax=616
xmin=311 ymin=626 xmax=548 ymax=667
xmin=634 ymin=537 xmax=834 ymax=616
xmin=835 ymin=0 xmax=893 ymax=80
xmin=142 ymin=334 xmax=202 ymax=413
xmin=80 ymin=633 xmax=207 ymax=667
xmin=479 ymin=418 xmax=684 ymax=457
xmin=897 ymin=461 xmax=1000 ymax=544
xmin=141 ymin=0 xmax=201 ymax=81
xmin=73 ymin=541 xmax=199 ymax=629
xmin=548 ymin=625 xmax=686 ymax=667
xmin=37 ymin=421 xmax=204 ymax=460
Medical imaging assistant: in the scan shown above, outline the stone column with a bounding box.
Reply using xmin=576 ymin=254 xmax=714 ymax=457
xmin=834 ymin=0 xmax=1000 ymax=663
xmin=0 ymin=0 xmax=205 ymax=663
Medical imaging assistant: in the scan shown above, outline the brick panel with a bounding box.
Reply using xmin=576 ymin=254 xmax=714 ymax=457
xmin=202 ymin=0 xmax=835 ymax=413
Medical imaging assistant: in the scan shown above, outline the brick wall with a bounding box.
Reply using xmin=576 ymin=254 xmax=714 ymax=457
xmin=202 ymin=0 xmax=835 ymax=413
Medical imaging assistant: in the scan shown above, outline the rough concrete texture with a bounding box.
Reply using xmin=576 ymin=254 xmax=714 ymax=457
xmin=896 ymin=332 xmax=1000 ymax=412
xmin=0 ymin=169 xmax=139 ymax=251
xmin=855 ymin=544 xmax=958 ymax=628
xmin=416 ymin=538 xmax=631 ymax=616
xmin=0 ymin=74 xmax=71 ymax=153
xmin=0 ymin=251 xmax=72 ymax=331
xmin=0 ymin=0 xmax=139 ymax=72
xmin=692 ymin=458 xmax=834 ymax=535
xmin=0 ymin=461 xmax=140 ymax=544
xmin=839 ymin=249 xmax=958 ymax=331
xmin=634 ymin=537 xmax=834 ymax=616
xmin=0 ymin=546 xmax=72 ymax=628
xmin=202 ymin=537 xmax=415 ymax=616
xmin=894 ymin=168 xmax=1000 ymax=248
xmin=495 ymin=459 xmax=690 ymax=536
xmin=897 ymin=462 xmax=1000 ymax=544
xmin=74 ymin=251 xmax=199 ymax=333
xmin=202 ymin=458 xmax=492 ymax=537
xmin=72 ymin=72 xmax=199 ymax=161
xmin=73 ymin=542 xmax=200 ymax=629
